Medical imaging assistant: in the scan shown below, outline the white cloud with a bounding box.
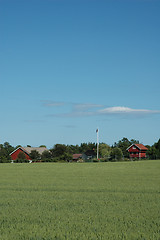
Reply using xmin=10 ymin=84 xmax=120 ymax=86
xmin=98 ymin=106 xmax=160 ymax=115
xmin=45 ymin=101 xmax=160 ymax=118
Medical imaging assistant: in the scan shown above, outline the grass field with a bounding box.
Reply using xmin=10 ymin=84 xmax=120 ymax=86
xmin=0 ymin=161 xmax=160 ymax=240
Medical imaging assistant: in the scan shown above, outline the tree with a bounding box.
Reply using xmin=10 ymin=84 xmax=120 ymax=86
xmin=79 ymin=142 xmax=96 ymax=153
xmin=50 ymin=144 xmax=67 ymax=158
xmin=39 ymin=145 xmax=47 ymax=148
xmin=30 ymin=150 xmax=41 ymax=160
xmin=60 ymin=152 xmax=73 ymax=162
xmin=146 ymin=145 xmax=156 ymax=159
xmin=152 ymin=139 xmax=160 ymax=159
xmin=99 ymin=143 xmax=111 ymax=159
xmin=110 ymin=147 xmax=123 ymax=161
xmin=67 ymin=144 xmax=80 ymax=154
xmin=130 ymin=139 xmax=139 ymax=145
xmin=15 ymin=145 xmax=22 ymax=149
xmin=3 ymin=142 xmax=15 ymax=155
xmin=41 ymin=150 xmax=52 ymax=159
xmin=0 ymin=142 xmax=14 ymax=161
xmin=0 ymin=144 xmax=7 ymax=159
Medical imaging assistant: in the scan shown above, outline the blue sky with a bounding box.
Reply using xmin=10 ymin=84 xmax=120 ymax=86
xmin=1 ymin=0 xmax=160 ymax=148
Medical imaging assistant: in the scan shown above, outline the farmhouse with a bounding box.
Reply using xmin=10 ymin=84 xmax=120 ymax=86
xmin=72 ymin=154 xmax=82 ymax=162
xmin=72 ymin=150 xmax=96 ymax=162
xmin=10 ymin=147 xmax=48 ymax=161
xmin=127 ymin=144 xmax=148 ymax=159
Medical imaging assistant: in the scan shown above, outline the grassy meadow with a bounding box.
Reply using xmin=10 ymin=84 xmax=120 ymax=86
xmin=0 ymin=161 xmax=160 ymax=240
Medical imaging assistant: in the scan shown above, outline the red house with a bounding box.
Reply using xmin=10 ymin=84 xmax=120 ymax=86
xmin=127 ymin=144 xmax=148 ymax=159
xmin=10 ymin=147 xmax=47 ymax=161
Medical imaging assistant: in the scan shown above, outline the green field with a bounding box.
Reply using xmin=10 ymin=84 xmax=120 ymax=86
xmin=0 ymin=161 xmax=160 ymax=240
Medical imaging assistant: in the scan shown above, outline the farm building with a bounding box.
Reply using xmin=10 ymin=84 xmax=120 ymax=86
xmin=10 ymin=147 xmax=48 ymax=161
xmin=72 ymin=154 xmax=82 ymax=162
xmin=127 ymin=144 xmax=148 ymax=159
xmin=72 ymin=150 xmax=96 ymax=162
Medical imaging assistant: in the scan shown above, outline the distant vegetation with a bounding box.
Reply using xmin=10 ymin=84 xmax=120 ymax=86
xmin=0 ymin=138 xmax=160 ymax=163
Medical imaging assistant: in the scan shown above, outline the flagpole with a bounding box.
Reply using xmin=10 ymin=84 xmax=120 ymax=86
xmin=96 ymin=128 xmax=99 ymax=160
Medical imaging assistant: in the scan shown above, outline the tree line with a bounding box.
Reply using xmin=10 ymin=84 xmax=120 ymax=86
xmin=0 ymin=138 xmax=160 ymax=163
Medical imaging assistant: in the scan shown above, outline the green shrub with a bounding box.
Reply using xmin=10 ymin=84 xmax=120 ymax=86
xmin=0 ymin=157 xmax=11 ymax=163
xmin=15 ymin=159 xmax=29 ymax=163
xmin=92 ymin=158 xmax=99 ymax=162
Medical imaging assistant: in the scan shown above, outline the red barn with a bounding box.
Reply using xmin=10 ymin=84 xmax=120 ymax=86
xmin=10 ymin=147 xmax=47 ymax=161
xmin=127 ymin=144 xmax=148 ymax=159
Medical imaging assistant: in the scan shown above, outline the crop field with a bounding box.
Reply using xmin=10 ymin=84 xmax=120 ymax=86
xmin=0 ymin=161 xmax=160 ymax=240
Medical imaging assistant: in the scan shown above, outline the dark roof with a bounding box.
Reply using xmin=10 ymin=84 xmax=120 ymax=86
xmin=73 ymin=154 xmax=82 ymax=160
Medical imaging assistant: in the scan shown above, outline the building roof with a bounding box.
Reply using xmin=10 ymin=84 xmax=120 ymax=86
xmin=22 ymin=147 xmax=48 ymax=154
xmin=127 ymin=144 xmax=148 ymax=151
xmin=10 ymin=147 xmax=48 ymax=156
xmin=134 ymin=144 xmax=148 ymax=150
